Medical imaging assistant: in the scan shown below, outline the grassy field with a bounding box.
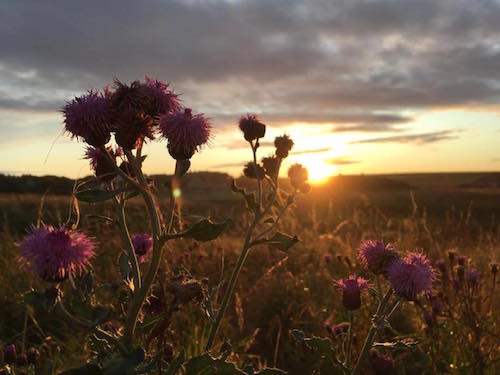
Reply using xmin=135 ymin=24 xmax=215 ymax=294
xmin=0 ymin=173 xmax=499 ymax=374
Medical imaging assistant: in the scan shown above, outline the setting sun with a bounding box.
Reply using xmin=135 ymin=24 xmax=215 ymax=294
xmin=300 ymin=158 xmax=336 ymax=184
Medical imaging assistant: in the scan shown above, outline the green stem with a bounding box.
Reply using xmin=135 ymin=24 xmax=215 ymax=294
xmin=346 ymin=311 xmax=354 ymax=368
xmin=205 ymin=215 xmax=260 ymax=351
xmin=352 ymin=289 xmax=393 ymax=375
xmin=252 ymin=142 xmax=262 ymax=210
xmin=117 ymin=198 xmax=142 ymax=290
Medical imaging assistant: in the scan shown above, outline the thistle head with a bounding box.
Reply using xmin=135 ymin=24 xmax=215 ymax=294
xmin=143 ymin=76 xmax=179 ymax=117
xmin=369 ymin=350 xmax=393 ymax=375
xmin=160 ymin=108 xmax=211 ymax=160
xmin=288 ymin=163 xmax=310 ymax=192
xmin=132 ymin=234 xmax=153 ymax=263
xmin=457 ymin=255 xmax=467 ymax=266
xmin=238 ymin=114 xmax=266 ymax=142
xmin=387 ymin=252 xmax=436 ymax=300
xmin=261 ymin=156 xmax=280 ymax=178
xmin=243 ymin=162 xmax=265 ymax=179
xmin=358 ymin=240 xmax=399 ymax=275
xmin=466 ymin=268 xmax=480 ymax=285
xmin=115 ymin=111 xmax=154 ymax=150
xmin=20 ymin=225 xmax=95 ymax=282
xmin=63 ymin=90 xmax=114 ymax=146
xmin=274 ymin=134 xmax=294 ymax=158
xmin=85 ymin=146 xmax=121 ymax=181
xmin=335 ymin=276 xmax=369 ymax=310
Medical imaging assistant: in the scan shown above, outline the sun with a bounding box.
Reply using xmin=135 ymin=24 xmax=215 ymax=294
xmin=295 ymin=157 xmax=336 ymax=184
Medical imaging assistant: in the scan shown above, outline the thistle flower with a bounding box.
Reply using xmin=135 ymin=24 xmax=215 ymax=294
xmin=466 ymin=268 xmax=480 ymax=285
xmin=85 ymin=146 xmax=121 ymax=181
xmin=261 ymin=156 xmax=280 ymax=177
xmin=243 ymin=162 xmax=265 ymax=179
xmin=435 ymin=259 xmax=446 ymax=274
xmin=115 ymin=111 xmax=154 ymax=150
xmin=111 ymin=79 xmax=151 ymax=114
xmin=160 ymin=108 xmax=211 ymax=160
xmin=4 ymin=344 xmax=16 ymax=365
xmin=143 ymin=76 xmax=179 ymax=117
xmin=335 ymin=276 xmax=369 ymax=310
xmin=132 ymin=234 xmax=153 ymax=263
xmin=457 ymin=255 xmax=467 ymax=266
xmin=63 ymin=90 xmax=114 ymax=146
xmin=239 ymin=114 xmax=266 ymax=142
xmin=358 ymin=240 xmax=399 ymax=275
xmin=20 ymin=225 xmax=95 ymax=282
xmin=274 ymin=134 xmax=294 ymax=158
xmin=387 ymin=252 xmax=436 ymax=300
xmin=369 ymin=350 xmax=393 ymax=375
xmin=288 ymin=163 xmax=309 ymax=191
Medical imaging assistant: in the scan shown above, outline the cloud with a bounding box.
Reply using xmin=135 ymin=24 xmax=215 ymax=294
xmin=327 ymin=156 xmax=360 ymax=165
xmin=351 ymin=130 xmax=460 ymax=145
xmin=0 ymin=0 xmax=499 ymax=121
xmin=292 ymin=147 xmax=331 ymax=155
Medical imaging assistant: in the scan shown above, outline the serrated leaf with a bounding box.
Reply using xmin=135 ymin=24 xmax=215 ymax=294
xmin=182 ymin=218 xmax=231 ymax=242
xmin=167 ymin=348 xmax=185 ymax=375
xmin=253 ymin=232 xmax=299 ymax=251
xmin=74 ymin=188 xmax=122 ymax=203
xmin=291 ymin=329 xmax=333 ymax=355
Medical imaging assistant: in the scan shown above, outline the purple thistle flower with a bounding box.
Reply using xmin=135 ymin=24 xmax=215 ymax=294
xmin=63 ymin=90 xmax=114 ymax=146
xmin=387 ymin=252 xmax=436 ymax=300
xmin=160 ymin=108 xmax=211 ymax=160
xmin=466 ymin=268 xmax=480 ymax=285
xmin=85 ymin=146 xmax=121 ymax=181
xmin=358 ymin=240 xmax=399 ymax=275
xmin=20 ymin=226 xmax=95 ymax=282
xmin=457 ymin=255 xmax=467 ymax=266
xmin=132 ymin=234 xmax=153 ymax=263
xmin=335 ymin=276 xmax=370 ymax=310
xmin=144 ymin=76 xmax=179 ymax=117
xmin=369 ymin=350 xmax=394 ymax=375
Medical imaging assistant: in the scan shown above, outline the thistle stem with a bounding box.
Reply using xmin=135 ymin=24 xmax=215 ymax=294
xmin=346 ymin=311 xmax=354 ymax=368
xmin=117 ymin=198 xmax=142 ymax=290
xmin=352 ymin=289 xmax=393 ymax=375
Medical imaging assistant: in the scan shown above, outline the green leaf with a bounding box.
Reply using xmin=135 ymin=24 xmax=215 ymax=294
xmin=119 ymin=252 xmax=131 ymax=280
xmin=60 ymin=364 xmax=103 ymax=375
xmin=182 ymin=218 xmax=231 ymax=242
xmin=185 ymin=353 xmax=245 ymax=375
xmin=101 ymin=347 xmax=145 ymax=375
xmin=167 ymin=348 xmax=185 ymax=375
xmin=253 ymin=232 xmax=299 ymax=251
xmin=24 ymin=289 xmax=58 ymax=312
xmin=291 ymin=329 xmax=333 ymax=355
xmin=74 ymin=188 xmax=122 ymax=203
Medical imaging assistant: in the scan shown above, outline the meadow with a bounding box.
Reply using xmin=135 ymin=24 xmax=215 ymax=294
xmin=1 ymin=172 xmax=499 ymax=374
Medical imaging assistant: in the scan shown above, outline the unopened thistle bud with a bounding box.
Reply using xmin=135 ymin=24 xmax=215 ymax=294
xmin=457 ymin=255 xmax=467 ymax=266
xmin=243 ymin=162 xmax=265 ymax=179
xmin=335 ymin=276 xmax=369 ymax=310
xmin=274 ymin=134 xmax=294 ymax=158
xmin=261 ymin=156 xmax=280 ymax=177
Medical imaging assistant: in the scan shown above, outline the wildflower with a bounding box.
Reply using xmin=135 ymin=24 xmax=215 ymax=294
xmin=4 ymin=344 xmax=16 ymax=365
xmin=143 ymin=77 xmax=179 ymax=118
xmin=243 ymin=162 xmax=265 ymax=179
xmin=27 ymin=347 xmax=40 ymax=365
xmin=63 ymin=90 xmax=114 ymax=146
xmin=490 ymin=263 xmax=498 ymax=275
xmin=358 ymin=240 xmax=399 ymax=275
xmin=274 ymin=134 xmax=294 ymax=158
xmin=369 ymin=350 xmax=393 ymax=375
xmin=288 ymin=163 xmax=309 ymax=190
xmin=111 ymin=79 xmax=151 ymax=114
xmin=85 ymin=146 xmax=121 ymax=181
xmin=436 ymin=259 xmax=446 ymax=274
xmin=466 ymin=268 xmax=480 ymax=285
xmin=160 ymin=108 xmax=211 ymax=160
xmin=20 ymin=225 xmax=95 ymax=282
xmin=387 ymin=252 xmax=436 ymax=300
xmin=261 ymin=156 xmax=280 ymax=177
xmin=457 ymin=255 xmax=467 ymax=266
xmin=239 ymin=114 xmax=266 ymax=142
xmin=16 ymin=353 xmax=28 ymax=366
xmin=132 ymin=234 xmax=153 ymax=263
xmin=335 ymin=276 xmax=369 ymax=310
xmin=115 ymin=111 xmax=154 ymax=150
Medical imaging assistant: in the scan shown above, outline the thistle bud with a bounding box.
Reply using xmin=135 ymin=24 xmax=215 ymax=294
xmin=243 ymin=162 xmax=265 ymax=179
xmin=274 ymin=135 xmax=294 ymax=158
xmin=335 ymin=276 xmax=369 ymax=311
xmin=457 ymin=255 xmax=466 ymax=266
xmin=239 ymin=114 xmax=266 ymax=142
xmin=287 ymin=164 xmax=308 ymax=190
xmin=261 ymin=156 xmax=280 ymax=177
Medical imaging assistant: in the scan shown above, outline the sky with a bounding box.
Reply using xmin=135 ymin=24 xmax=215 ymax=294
xmin=1 ymin=0 xmax=499 ymax=183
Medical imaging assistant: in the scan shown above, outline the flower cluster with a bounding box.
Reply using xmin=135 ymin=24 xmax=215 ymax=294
xmin=20 ymin=225 xmax=95 ymax=282
xmin=63 ymin=77 xmax=210 ymax=159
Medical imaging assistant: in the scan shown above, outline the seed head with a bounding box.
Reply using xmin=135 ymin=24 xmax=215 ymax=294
xmin=239 ymin=114 xmax=266 ymax=142
xmin=387 ymin=252 xmax=436 ymax=300
xmin=358 ymin=240 xmax=399 ymax=275
xmin=63 ymin=90 xmax=114 ymax=146
xmin=20 ymin=225 xmax=95 ymax=282
xmin=288 ymin=163 xmax=309 ymax=190
xmin=274 ymin=134 xmax=294 ymax=158
xmin=243 ymin=162 xmax=265 ymax=179
xmin=160 ymin=108 xmax=211 ymax=160
xmin=335 ymin=276 xmax=369 ymax=310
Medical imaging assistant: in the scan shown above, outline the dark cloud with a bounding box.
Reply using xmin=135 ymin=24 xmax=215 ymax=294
xmin=0 ymin=0 xmax=499 ymax=131
xmin=327 ymin=156 xmax=360 ymax=165
xmin=351 ymin=130 xmax=460 ymax=145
